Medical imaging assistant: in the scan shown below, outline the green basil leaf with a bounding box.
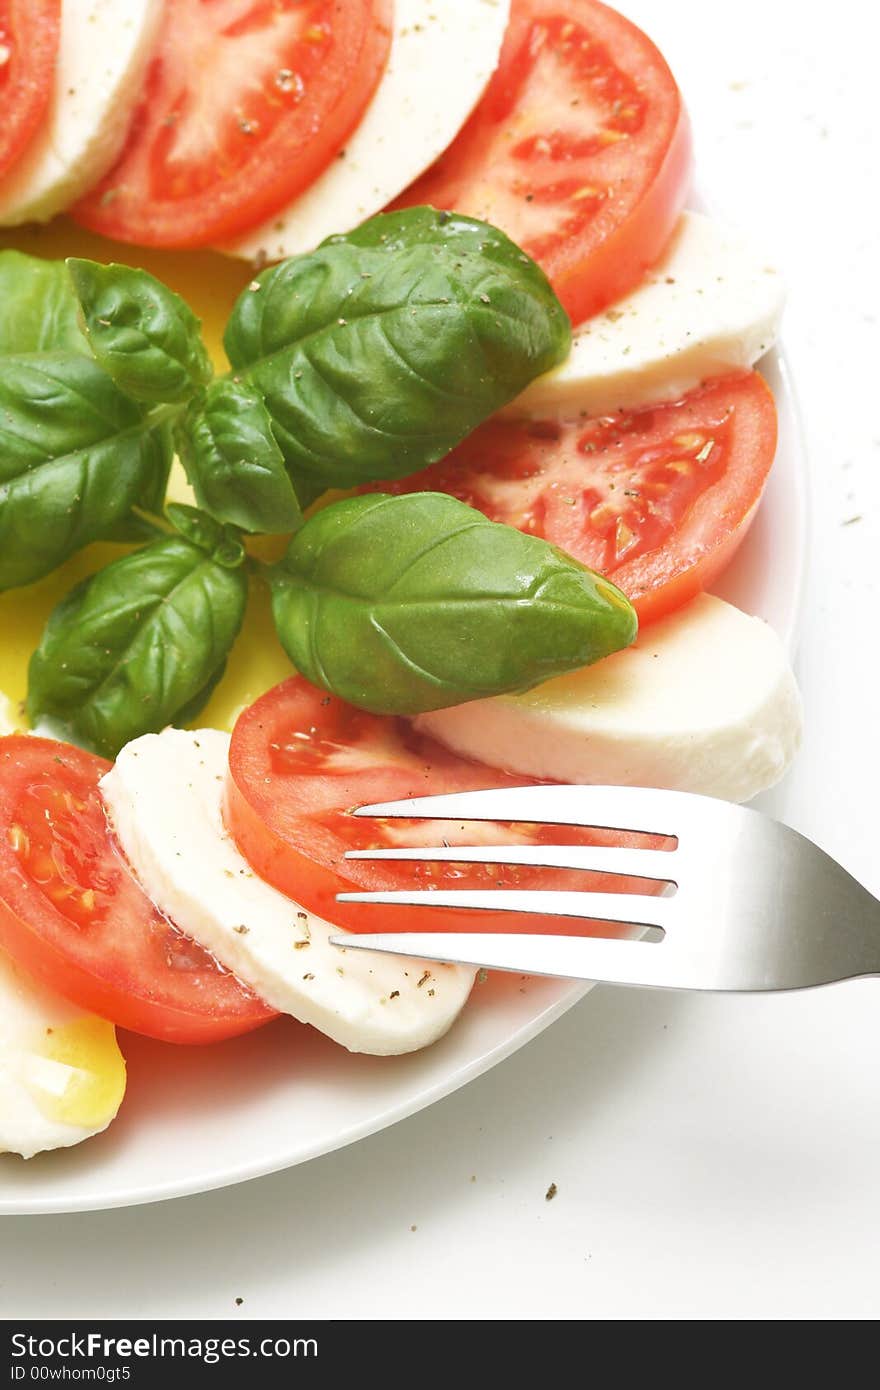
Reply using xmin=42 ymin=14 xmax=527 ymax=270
xmin=177 ymin=377 xmax=303 ymax=534
xmin=0 ymin=354 xmax=173 ymax=591
xmin=270 ymin=493 xmax=637 ymax=715
xmin=165 ymin=501 xmax=247 ymax=568
xmin=223 ymin=207 xmax=570 ymax=499
xmin=100 ymin=509 xmax=171 ymax=546
xmin=27 ymin=534 xmax=248 ymax=758
xmin=96 ymin=419 xmax=175 ymax=546
xmin=0 ymin=250 xmax=90 ymax=355
xmin=67 ymin=258 xmax=213 ymax=405
xmin=173 ymin=660 xmax=230 ymax=729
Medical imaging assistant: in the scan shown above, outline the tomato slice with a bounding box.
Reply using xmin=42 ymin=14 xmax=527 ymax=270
xmin=363 ymin=372 xmax=778 ymax=626
xmin=393 ymin=0 xmax=692 ymax=325
xmin=0 ymin=1 xmax=60 ymax=181
xmin=226 ymin=677 xmax=667 ymax=937
xmin=0 ymin=737 xmax=276 ymax=1044
xmin=72 ymin=0 xmax=393 ymax=248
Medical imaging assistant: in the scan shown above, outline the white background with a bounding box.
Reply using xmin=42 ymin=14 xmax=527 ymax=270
xmin=1 ymin=0 xmax=878 ymax=1321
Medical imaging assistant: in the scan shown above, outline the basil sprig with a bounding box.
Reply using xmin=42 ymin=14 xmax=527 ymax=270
xmin=27 ymin=506 xmax=248 ymax=759
xmin=270 ymin=494 xmax=637 ymax=715
xmin=3 ymin=210 xmax=640 ymax=755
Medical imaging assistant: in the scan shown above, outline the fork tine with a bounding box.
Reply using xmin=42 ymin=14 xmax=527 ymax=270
xmin=336 ymin=887 xmax=671 ymax=929
xmin=344 ymin=843 xmax=678 ymax=882
xmin=352 ymin=784 xmax=696 ymax=837
xmin=329 ymin=931 xmax=700 ymax=990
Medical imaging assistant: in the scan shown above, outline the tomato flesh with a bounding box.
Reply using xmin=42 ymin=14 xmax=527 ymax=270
xmin=73 ymin=0 xmax=393 ymax=248
xmin=393 ymin=0 xmax=692 ymax=324
xmin=0 ymin=0 xmax=60 ymax=180
xmin=0 ymin=737 xmax=276 ymax=1043
xmin=226 ymin=678 xmax=668 ymax=937
xmin=362 ymin=372 xmax=778 ymax=626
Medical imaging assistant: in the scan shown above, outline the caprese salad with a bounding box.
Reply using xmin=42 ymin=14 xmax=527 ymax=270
xmin=0 ymin=0 xmax=801 ymax=1161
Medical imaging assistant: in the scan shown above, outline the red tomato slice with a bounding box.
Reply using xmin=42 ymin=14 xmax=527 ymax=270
xmin=393 ymin=0 xmax=692 ymax=325
xmin=363 ymin=372 xmax=778 ymax=626
xmin=0 ymin=0 xmax=60 ymax=180
xmin=0 ymin=737 xmax=276 ymax=1044
xmin=72 ymin=0 xmax=393 ymax=248
xmin=226 ymin=677 xmax=667 ymax=937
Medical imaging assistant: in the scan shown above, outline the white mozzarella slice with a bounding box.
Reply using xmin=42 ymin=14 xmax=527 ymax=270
xmin=0 ymin=694 xmax=17 ymax=735
xmin=0 ymin=946 xmax=126 ymax=1160
xmin=414 ymin=595 xmax=802 ymax=804
xmin=225 ymin=0 xmax=510 ymax=262
xmin=100 ymin=729 xmax=474 ymax=1056
xmin=0 ymin=0 xmax=164 ymax=226
xmin=506 ymin=213 xmax=786 ymax=418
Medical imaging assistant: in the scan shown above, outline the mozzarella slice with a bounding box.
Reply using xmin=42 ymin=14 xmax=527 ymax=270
xmin=225 ymin=0 xmax=510 ymax=262
xmin=100 ymin=729 xmax=474 ymax=1056
xmin=0 ymin=0 xmax=164 ymax=226
xmin=506 ymin=213 xmax=786 ymax=418
xmin=0 ymin=946 xmax=126 ymax=1160
xmin=414 ymin=595 xmax=802 ymax=804
xmin=0 ymin=695 xmax=16 ymax=735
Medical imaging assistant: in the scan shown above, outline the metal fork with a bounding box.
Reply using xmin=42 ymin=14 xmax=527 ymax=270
xmin=330 ymin=786 xmax=880 ymax=992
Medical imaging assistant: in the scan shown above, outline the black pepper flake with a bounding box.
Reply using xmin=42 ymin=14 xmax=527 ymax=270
xmin=389 ymin=990 xmax=399 ymax=999
xmin=545 ymin=1182 xmax=558 ymax=1202
xmin=416 ymin=970 xmax=431 ymax=988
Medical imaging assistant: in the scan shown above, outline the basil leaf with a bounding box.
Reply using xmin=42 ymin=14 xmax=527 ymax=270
xmin=223 ymin=207 xmax=570 ymax=500
xmin=0 ymin=354 xmax=173 ymax=591
xmin=165 ymin=501 xmax=247 ymax=568
xmin=0 ymin=251 xmax=89 ymax=356
xmin=177 ymin=377 xmax=303 ymax=534
xmin=28 ymin=532 xmax=248 ymax=759
xmin=173 ymin=660 xmax=230 ymax=729
xmin=270 ymin=493 xmax=637 ymax=715
xmin=67 ymin=259 xmax=213 ymax=405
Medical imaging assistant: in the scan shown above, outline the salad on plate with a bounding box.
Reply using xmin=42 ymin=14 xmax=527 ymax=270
xmin=0 ymin=0 xmax=801 ymax=1161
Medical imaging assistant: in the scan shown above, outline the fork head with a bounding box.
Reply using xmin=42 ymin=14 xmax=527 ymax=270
xmin=332 ymin=785 xmax=880 ymax=993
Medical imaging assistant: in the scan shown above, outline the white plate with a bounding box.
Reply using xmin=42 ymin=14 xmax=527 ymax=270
xmin=0 ymin=351 xmax=806 ymax=1215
